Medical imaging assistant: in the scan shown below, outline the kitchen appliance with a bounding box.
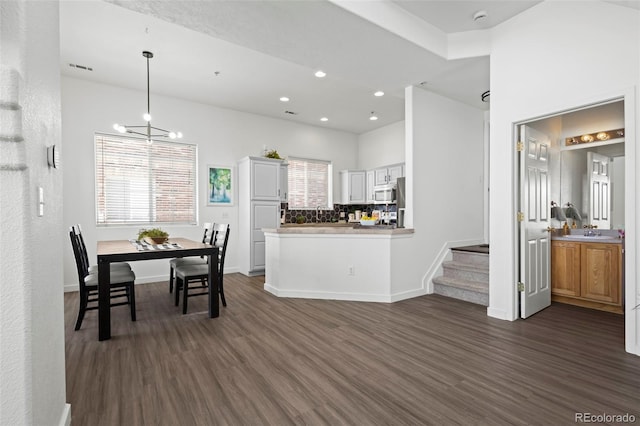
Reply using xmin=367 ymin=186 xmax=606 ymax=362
xmin=372 ymin=184 xmax=396 ymax=204
xmin=396 ymin=177 xmax=406 ymax=228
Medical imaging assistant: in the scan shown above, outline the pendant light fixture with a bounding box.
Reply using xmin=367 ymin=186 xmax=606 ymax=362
xmin=113 ymin=51 xmax=182 ymax=143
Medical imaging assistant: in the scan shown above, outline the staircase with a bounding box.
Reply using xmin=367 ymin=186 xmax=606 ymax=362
xmin=432 ymin=244 xmax=489 ymax=306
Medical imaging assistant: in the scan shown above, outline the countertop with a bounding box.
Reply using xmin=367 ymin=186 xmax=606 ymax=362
xmin=265 ymin=223 xmax=414 ymax=235
xmin=551 ymin=233 xmax=623 ymax=244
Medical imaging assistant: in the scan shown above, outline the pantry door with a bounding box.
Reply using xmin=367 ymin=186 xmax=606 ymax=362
xmin=519 ymin=125 xmax=552 ymax=319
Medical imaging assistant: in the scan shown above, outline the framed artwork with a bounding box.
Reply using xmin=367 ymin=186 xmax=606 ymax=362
xmin=208 ymin=165 xmax=234 ymax=206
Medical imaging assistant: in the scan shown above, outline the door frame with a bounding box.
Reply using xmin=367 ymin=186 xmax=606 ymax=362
xmin=510 ymin=87 xmax=637 ymax=355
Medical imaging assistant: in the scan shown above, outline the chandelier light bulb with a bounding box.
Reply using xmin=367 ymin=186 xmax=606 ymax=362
xmin=177 ymin=132 xmax=183 ymax=138
xmin=168 ymin=132 xmax=177 ymax=139
xmin=143 ymin=113 xmax=152 ymax=122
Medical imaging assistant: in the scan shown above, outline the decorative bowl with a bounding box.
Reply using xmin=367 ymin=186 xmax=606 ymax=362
xmin=145 ymin=236 xmax=169 ymax=245
xmin=359 ymin=219 xmax=377 ymax=226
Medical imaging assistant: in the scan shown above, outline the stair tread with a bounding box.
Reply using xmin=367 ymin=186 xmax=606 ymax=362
xmin=442 ymin=260 xmax=489 ymax=272
xmin=433 ymin=276 xmax=489 ymax=293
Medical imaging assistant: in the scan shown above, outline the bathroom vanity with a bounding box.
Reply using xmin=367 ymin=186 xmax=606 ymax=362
xmin=551 ymin=233 xmax=623 ymax=314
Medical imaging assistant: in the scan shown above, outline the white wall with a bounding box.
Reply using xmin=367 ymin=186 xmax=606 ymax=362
xmin=0 ymin=1 xmax=69 ymax=425
xmin=61 ymin=76 xmax=358 ymax=289
xmin=357 ymin=120 xmax=405 ymax=170
xmin=487 ymin=0 xmax=639 ymax=355
xmin=394 ymin=87 xmax=485 ymax=295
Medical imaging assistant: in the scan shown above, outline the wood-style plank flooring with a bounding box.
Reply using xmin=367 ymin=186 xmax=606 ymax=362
xmin=64 ymin=274 xmax=640 ymax=425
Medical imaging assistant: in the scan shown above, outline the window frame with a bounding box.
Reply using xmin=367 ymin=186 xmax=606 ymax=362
xmin=94 ymin=132 xmax=198 ymax=227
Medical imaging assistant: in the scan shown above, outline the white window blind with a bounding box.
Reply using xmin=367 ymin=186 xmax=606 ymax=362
xmin=95 ymin=133 xmax=197 ymax=225
xmin=287 ymin=157 xmax=332 ymax=209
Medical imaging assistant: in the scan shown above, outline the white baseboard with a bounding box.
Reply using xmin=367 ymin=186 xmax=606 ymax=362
xmin=58 ymin=403 xmax=71 ymax=426
xmin=264 ymin=283 xmax=427 ymax=304
xmin=64 ymin=267 xmax=239 ymax=293
xmin=487 ymin=306 xmax=516 ymax=321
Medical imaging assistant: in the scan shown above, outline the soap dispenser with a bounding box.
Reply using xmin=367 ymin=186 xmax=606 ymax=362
xmin=562 ymin=221 xmax=570 ymax=235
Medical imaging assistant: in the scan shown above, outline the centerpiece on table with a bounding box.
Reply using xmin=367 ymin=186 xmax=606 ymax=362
xmin=138 ymin=228 xmax=169 ymax=244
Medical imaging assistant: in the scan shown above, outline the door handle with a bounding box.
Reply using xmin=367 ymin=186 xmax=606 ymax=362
xmin=546 ymin=227 xmax=556 ymax=232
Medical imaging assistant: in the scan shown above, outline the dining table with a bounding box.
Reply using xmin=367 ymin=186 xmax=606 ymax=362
xmin=97 ymin=237 xmax=219 ymax=341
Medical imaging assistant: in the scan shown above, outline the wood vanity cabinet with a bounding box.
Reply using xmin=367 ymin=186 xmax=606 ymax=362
xmin=551 ymin=240 xmax=623 ymax=313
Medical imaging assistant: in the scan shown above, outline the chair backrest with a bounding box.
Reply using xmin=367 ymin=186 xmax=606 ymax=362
xmin=69 ymin=226 xmax=89 ymax=292
xmin=75 ymin=224 xmax=91 ymax=269
xmin=201 ymin=222 xmax=213 ymax=244
xmin=211 ymin=223 xmax=230 ymax=272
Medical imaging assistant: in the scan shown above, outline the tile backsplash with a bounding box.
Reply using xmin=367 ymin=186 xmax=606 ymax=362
xmin=281 ymin=203 xmax=396 ymax=224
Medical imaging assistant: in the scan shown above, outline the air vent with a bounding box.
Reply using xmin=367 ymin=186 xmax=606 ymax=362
xmin=284 ymin=110 xmax=298 ymax=115
xmin=69 ymin=63 xmax=93 ymax=72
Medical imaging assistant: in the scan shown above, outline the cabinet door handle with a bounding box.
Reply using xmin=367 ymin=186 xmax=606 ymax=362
xmin=278 ymin=189 xmax=280 ymax=196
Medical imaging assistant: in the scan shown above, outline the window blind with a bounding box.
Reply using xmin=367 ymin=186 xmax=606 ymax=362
xmin=287 ymin=157 xmax=332 ymax=209
xmin=95 ymin=133 xmax=197 ymax=225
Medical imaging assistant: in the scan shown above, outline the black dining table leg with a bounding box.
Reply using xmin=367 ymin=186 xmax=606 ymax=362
xmin=208 ymin=248 xmax=220 ymax=318
xmin=98 ymin=259 xmax=111 ymax=341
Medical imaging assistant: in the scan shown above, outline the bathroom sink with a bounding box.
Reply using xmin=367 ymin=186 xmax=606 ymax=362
xmin=557 ymin=235 xmax=618 ymax=240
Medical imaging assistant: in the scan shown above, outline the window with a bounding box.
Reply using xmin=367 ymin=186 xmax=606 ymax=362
xmin=95 ymin=133 xmax=197 ymax=225
xmin=287 ymin=157 xmax=332 ymax=209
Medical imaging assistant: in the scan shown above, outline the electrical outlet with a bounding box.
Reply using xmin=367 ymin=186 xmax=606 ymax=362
xmin=348 ymin=265 xmax=354 ymax=276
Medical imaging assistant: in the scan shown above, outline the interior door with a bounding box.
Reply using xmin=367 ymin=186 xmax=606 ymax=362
xmin=519 ymin=125 xmax=551 ymax=318
xmin=588 ymin=152 xmax=611 ymax=229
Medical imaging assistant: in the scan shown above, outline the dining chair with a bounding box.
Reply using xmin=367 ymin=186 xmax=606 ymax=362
xmin=69 ymin=226 xmax=137 ymax=330
xmin=75 ymin=224 xmax=132 ymax=274
xmin=174 ymin=223 xmax=230 ymax=314
xmin=168 ymin=222 xmax=212 ymax=293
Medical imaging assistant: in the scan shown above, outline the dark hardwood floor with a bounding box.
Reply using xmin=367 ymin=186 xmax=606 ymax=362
xmin=64 ymin=274 xmax=640 ymax=425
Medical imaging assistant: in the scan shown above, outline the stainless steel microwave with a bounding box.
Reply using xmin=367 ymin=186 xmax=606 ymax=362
xmin=372 ymin=184 xmax=396 ymax=204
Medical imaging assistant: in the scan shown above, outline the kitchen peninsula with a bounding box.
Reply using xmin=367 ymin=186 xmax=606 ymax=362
xmin=263 ymin=225 xmax=417 ymax=302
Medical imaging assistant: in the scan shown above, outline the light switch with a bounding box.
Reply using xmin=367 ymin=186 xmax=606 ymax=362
xmin=38 ymin=187 xmax=44 ymax=216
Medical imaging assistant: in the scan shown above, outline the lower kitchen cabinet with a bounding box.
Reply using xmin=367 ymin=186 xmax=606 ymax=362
xmin=551 ymin=240 xmax=623 ymax=313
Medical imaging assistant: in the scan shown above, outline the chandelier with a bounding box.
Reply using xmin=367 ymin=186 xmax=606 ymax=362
xmin=113 ymin=51 xmax=182 ymax=143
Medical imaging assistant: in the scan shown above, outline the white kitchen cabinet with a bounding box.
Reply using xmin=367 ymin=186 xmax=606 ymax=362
xmin=366 ymin=170 xmax=375 ymax=203
xmin=238 ymin=156 xmax=283 ymax=276
xmin=340 ymin=170 xmax=366 ymax=204
xmin=374 ymin=163 xmax=404 ymax=185
xmin=280 ymin=163 xmax=288 ymax=202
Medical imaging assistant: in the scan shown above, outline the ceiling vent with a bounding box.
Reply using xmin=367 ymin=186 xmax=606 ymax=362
xmin=69 ymin=63 xmax=93 ymax=72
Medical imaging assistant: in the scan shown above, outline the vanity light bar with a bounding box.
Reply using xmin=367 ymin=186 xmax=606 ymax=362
xmin=565 ymin=128 xmax=624 ymax=146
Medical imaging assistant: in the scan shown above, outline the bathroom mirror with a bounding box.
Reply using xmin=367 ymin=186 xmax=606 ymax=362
xmin=558 ymin=143 xmax=624 ymax=230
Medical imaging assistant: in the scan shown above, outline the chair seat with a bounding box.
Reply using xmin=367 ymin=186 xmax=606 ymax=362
xmin=88 ymin=262 xmax=131 ymax=274
xmin=170 ymin=257 xmax=207 ymax=269
xmin=85 ymin=269 xmax=136 ymax=286
xmin=175 ymin=263 xmax=210 ymax=280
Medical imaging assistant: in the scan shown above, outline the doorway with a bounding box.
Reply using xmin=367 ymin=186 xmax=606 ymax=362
xmin=516 ymin=99 xmax=628 ymax=319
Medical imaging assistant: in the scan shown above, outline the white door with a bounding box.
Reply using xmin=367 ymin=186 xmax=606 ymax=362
xmin=519 ymin=125 xmax=551 ymax=318
xmin=387 ymin=164 xmax=404 ymax=184
xmin=374 ymin=168 xmax=388 ymax=185
xmin=366 ymin=170 xmax=375 ymax=203
xmin=588 ymin=152 xmax=611 ymax=230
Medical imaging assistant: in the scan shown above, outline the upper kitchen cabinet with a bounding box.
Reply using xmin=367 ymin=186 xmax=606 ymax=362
xmin=366 ymin=170 xmax=375 ymax=203
xmin=374 ymin=163 xmax=404 ymax=185
xmin=280 ymin=163 xmax=288 ymax=202
xmin=248 ymin=157 xmax=283 ymax=201
xmin=340 ymin=170 xmax=366 ymax=204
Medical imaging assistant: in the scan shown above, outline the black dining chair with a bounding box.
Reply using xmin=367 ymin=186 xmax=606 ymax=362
xmin=168 ymin=222 xmax=213 ymax=293
xmin=69 ymin=226 xmax=137 ymax=330
xmin=174 ymin=223 xmax=230 ymax=314
xmin=75 ymin=224 xmax=132 ymax=274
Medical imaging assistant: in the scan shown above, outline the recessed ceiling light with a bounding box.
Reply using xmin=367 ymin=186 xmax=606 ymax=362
xmin=315 ymin=70 xmax=326 ymax=78
xmin=369 ymin=112 xmax=378 ymax=121
xmin=279 ymin=97 xmax=290 ymax=102
xmin=374 ymin=91 xmax=384 ymax=97
xmin=320 ymin=117 xmax=328 ymax=122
